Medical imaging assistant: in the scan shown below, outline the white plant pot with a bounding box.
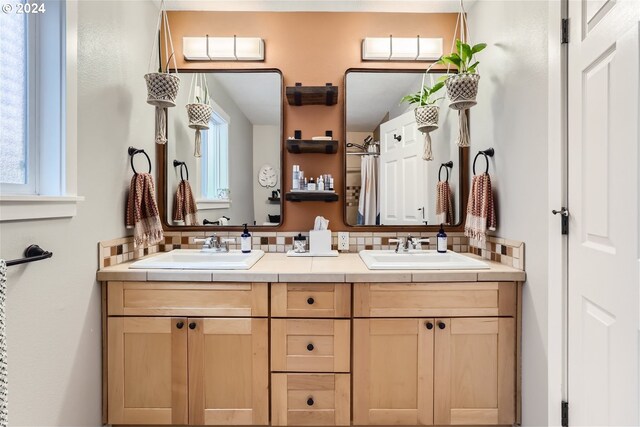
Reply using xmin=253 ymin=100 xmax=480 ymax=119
xmin=445 ymin=73 xmax=480 ymax=110
xmin=414 ymin=105 xmax=439 ymax=133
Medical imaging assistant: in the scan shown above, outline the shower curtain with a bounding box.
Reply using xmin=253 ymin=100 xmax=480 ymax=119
xmin=357 ymin=153 xmax=379 ymax=225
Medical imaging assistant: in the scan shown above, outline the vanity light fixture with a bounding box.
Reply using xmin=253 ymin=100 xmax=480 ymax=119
xmin=183 ymin=35 xmax=265 ymax=61
xmin=361 ymin=36 xmax=443 ymax=61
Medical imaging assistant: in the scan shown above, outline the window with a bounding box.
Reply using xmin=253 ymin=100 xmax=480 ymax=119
xmin=198 ymin=104 xmax=230 ymax=209
xmin=0 ymin=1 xmax=81 ymax=221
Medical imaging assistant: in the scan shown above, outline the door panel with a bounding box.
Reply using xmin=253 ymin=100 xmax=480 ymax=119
xmin=353 ymin=319 xmax=434 ymax=425
xmin=434 ymin=317 xmax=514 ymax=425
xmin=379 ymin=110 xmax=426 ymax=225
xmin=188 ymin=318 xmax=269 ymax=425
xmin=568 ymin=0 xmax=639 ymax=425
xmin=107 ymin=317 xmax=188 ymax=425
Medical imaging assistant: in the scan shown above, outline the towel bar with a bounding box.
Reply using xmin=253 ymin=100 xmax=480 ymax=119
xmin=5 ymin=245 xmax=53 ymax=267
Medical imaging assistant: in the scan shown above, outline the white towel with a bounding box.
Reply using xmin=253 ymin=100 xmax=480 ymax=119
xmin=0 ymin=260 xmax=7 ymax=427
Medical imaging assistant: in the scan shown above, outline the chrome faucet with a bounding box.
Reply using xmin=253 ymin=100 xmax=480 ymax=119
xmin=389 ymin=235 xmax=431 ymax=253
xmin=194 ymin=234 xmax=236 ymax=252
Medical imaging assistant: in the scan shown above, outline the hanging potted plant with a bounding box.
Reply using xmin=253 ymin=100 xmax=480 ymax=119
xmin=400 ymin=80 xmax=445 ymax=133
xmin=438 ymin=39 xmax=487 ymax=110
xmin=144 ymin=4 xmax=180 ymax=145
xmin=186 ymin=74 xmax=213 ymax=157
xmin=144 ymin=9 xmax=180 ymax=108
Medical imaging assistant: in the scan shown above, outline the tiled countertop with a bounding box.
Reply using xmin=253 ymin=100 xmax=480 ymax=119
xmin=97 ymin=252 xmax=525 ymax=283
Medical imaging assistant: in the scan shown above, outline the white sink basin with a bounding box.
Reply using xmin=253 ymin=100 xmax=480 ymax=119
xmin=129 ymin=249 xmax=265 ymax=270
xmin=359 ymin=250 xmax=489 ymax=270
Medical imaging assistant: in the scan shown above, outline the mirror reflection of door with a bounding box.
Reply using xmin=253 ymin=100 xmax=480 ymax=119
xmin=345 ymin=71 xmax=461 ymax=227
xmin=166 ymin=72 xmax=282 ymax=227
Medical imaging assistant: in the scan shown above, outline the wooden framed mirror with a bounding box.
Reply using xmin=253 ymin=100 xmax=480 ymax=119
xmin=157 ymin=69 xmax=284 ymax=231
xmin=343 ymin=68 xmax=469 ymax=231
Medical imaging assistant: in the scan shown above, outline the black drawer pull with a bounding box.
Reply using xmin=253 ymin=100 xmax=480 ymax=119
xmin=307 ymin=297 xmax=315 ymax=305
xmin=189 ymin=322 xmax=197 ymax=330
xmin=438 ymin=321 xmax=446 ymax=330
xmin=307 ymin=397 xmax=314 ymax=406
xmin=176 ymin=321 xmax=184 ymax=329
xmin=425 ymin=322 xmax=433 ymax=330
xmin=307 ymin=343 xmax=314 ymax=351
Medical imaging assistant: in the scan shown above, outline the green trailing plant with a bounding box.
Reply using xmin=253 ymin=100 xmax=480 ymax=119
xmin=438 ymin=39 xmax=487 ymax=74
xmin=400 ymin=81 xmax=445 ymax=107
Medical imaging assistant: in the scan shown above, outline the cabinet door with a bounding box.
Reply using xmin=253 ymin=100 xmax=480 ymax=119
xmin=434 ymin=317 xmax=515 ymax=425
xmin=107 ymin=317 xmax=188 ymax=425
xmin=188 ymin=318 xmax=269 ymax=425
xmin=353 ymin=319 xmax=434 ymax=425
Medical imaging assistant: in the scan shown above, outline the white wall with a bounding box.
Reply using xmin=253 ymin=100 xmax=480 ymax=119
xmin=0 ymin=1 xmax=158 ymax=425
xmin=467 ymin=1 xmax=550 ymax=425
xmin=252 ymin=125 xmax=281 ymax=225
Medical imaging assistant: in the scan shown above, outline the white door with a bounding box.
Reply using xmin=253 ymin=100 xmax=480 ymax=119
xmin=567 ymin=1 xmax=639 ymax=425
xmin=379 ymin=110 xmax=427 ymax=225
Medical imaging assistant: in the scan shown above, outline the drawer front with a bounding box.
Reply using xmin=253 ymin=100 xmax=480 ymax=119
xmin=272 ymin=283 xmax=351 ymax=318
xmin=271 ymin=319 xmax=350 ymax=372
xmin=107 ymin=282 xmax=268 ymax=317
xmin=272 ymin=373 xmax=350 ymax=426
xmin=354 ymin=282 xmax=516 ymax=317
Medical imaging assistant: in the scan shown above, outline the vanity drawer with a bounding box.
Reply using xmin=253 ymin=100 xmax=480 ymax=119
xmin=106 ymin=281 xmax=268 ymax=317
xmin=272 ymin=373 xmax=350 ymax=426
xmin=354 ymin=282 xmax=516 ymax=317
xmin=271 ymin=319 xmax=350 ymax=372
xmin=271 ymin=283 xmax=351 ymax=318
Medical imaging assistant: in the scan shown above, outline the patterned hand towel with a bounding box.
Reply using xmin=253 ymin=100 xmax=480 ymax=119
xmin=0 ymin=260 xmax=7 ymax=427
xmin=125 ymin=173 xmax=164 ymax=247
xmin=436 ymin=180 xmax=454 ymax=225
xmin=464 ymin=172 xmax=497 ymax=242
xmin=172 ymin=180 xmax=198 ymax=225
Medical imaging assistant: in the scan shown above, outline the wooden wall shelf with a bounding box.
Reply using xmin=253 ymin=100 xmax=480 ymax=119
xmin=285 ymin=192 xmax=339 ymax=202
xmin=286 ymin=83 xmax=338 ymax=106
xmin=286 ymin=139 xmax=338 ymax=154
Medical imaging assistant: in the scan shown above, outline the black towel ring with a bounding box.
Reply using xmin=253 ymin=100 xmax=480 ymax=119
xmin=173 ymin=160 xmax=189 ymax=181
xmin=128 ymin=147 xmax=151 ymax=174
xmin=472 ymin=148 xmax=495 ymax=175
xmin=439 ymin=161 xmax=454 ymax=182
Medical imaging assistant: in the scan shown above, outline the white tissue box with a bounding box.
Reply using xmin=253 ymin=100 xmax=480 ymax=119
xmin=309 ymin=230 xmax=332 ymax=254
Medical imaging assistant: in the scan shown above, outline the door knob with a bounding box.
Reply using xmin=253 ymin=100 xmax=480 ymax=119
xmin=307 ymin=343 xmax=314 ymax=351
xmin=307 ymin=297 xmax=315 ymax=305
xmin=438 ymin=321 xmax=446 ymax=330
xmin=393 ymin=133 xmax=402 ymax=142
xmin=176 ymin=321 xmax=184 ymax=329
xmin=189 ymin=322 xmax=196 ymax=330
xmin=425 ymin=322 xmax=433 ymax=330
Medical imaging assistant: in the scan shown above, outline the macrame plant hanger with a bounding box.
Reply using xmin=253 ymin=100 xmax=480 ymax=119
xmin=146 ymin=0 xmax=179 ymax=145
xmin=186 ymin=73 xmax=212 ymax=158
xmin=449 ymin=0 xmax=472 ymax=147
xmin=418 ymin=69 xmax=443 ymax=161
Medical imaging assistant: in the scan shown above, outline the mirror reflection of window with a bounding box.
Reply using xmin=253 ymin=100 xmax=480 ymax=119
xmin=202 ymin=107 xmax=230 ymax=201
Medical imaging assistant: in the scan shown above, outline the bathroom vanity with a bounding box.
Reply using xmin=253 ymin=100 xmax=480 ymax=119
xmin=98 ymin=253 xmax=524 ymax=427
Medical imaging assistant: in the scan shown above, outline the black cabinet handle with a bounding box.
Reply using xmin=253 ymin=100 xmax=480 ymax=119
xmin=307 ymin=343 xmax=314 ymax=351
xmin=307 ymin=397 xmax=314 ymax=406
xmin=176 ymin=321 xmax=184 ymax=329
xmin=307 ymin=297 xmax=315 ymax=305
xmin=189 ymin=322 xmax=197 ymax=330
xmin=438 ymin=321 xmax=446 ymax=330
xmin=425 ymin=322 xmax=433 ymax=330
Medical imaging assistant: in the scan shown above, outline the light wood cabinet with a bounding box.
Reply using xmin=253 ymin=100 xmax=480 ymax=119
xmin=272 ymin=374 xmax=350 ymax=426
xmin=107 ymin=317 xmax=188 ymax=425
xmin=434 ymin=317 xmax=515 ymax=425
xmin=271 ymin=319 xmax=350 ymax=373
xmin=353 ymin=319 xmax=434 ymax=426
xmin=188 ymin=318 xmax=269 ymax=425
xmin=272 ymin=283 xmax=351 ymax=318
xmin=353 ymin=317 xmax=516 ymax=426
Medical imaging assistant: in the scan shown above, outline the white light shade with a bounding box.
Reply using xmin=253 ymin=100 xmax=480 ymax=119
xmin=390 ymin=37 xmax=418 ymax=60
xmin=418 ymin=37 xmax=443 ymax=60
xmin=362 ymin=37 xmax=391 ymax=60
xmin=183 ymin=36 xmax=265 ymax=61
xmin=208 ymin=37 xmax=237 ymax=60
xmin=362 ymin=36 xmax=443 ymax=61
xmin=234 ymin=37 xmax=265 ymax=60
xmin=183 ymin=37 xmax=208 ymax=60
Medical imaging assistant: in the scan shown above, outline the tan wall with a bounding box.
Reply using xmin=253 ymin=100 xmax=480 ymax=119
xmin=166 ymin=11 xmax=457 ymax=231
